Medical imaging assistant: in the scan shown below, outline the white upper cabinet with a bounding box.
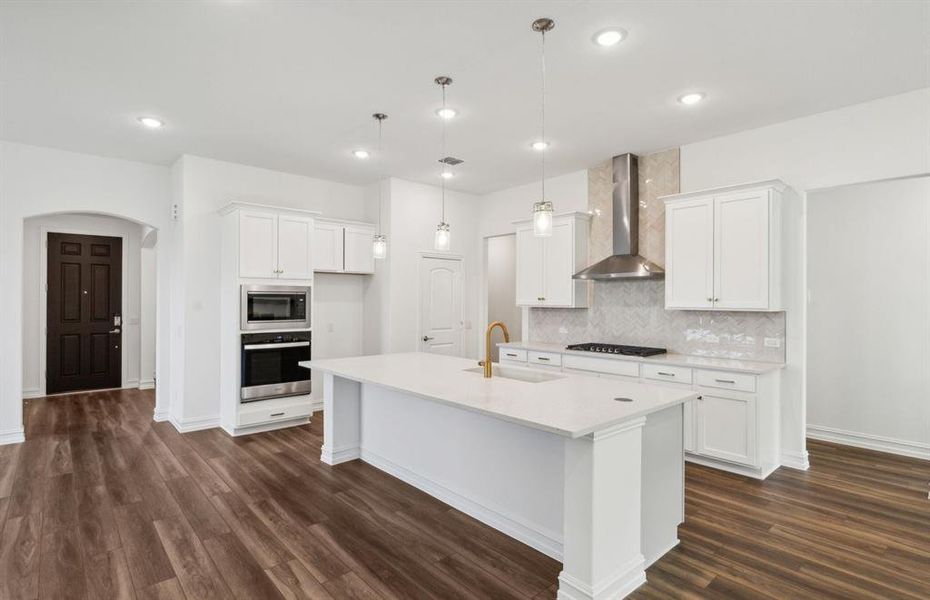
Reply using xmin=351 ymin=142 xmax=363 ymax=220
xmin=312 ymin=221 xmax=344 ymax=272
xmin=343 ymin=225 xmax=376 ymax=274
xmin=276 ymin=214 xmax=315 ymax=280
xmin=515 ymin=212 xmax=590 ymax=308
xmin=229 ymin=206 xmax=316 ymax=281
xmin=313 ymin=220 xmax=375 ymax=275
xmin=663 ymin=181 xmax=784 ymax=311
xmin=238 ymin=210 xmax=278 ymax=279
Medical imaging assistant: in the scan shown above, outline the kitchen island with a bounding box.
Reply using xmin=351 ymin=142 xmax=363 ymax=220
xmin=302 ymin=352 xmax=699 ymax=600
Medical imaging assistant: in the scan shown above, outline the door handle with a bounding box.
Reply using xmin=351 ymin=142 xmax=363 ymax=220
xmin=109 ymin=328 xmax=121 ymax=334
xmin=422 ymin=336 xmax=434 ymax=342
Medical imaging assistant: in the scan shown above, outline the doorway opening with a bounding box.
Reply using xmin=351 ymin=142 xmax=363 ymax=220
xmin=23 ymin=213 xmax=158 ymax=398
xmin=484 ymin=234 xmax=521 ymax=362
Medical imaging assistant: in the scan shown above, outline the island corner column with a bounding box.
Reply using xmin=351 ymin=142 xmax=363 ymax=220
xmin=558 ymin=417 xmax=648 ymax=600
xmin=320 ymin=372 xmax=362 ymax=465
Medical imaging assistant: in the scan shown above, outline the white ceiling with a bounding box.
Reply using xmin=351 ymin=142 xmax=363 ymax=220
xmin=2 ymin=1 xmax=927 ymax=194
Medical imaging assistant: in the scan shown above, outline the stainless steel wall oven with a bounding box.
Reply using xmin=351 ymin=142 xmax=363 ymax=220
xmin=240 ymin=331 xmax=311 ymax=402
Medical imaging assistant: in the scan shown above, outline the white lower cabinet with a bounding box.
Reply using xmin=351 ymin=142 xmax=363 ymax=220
xmin=499 ymin=344 xmax=781 ymax=479
xmin=694 ymin=389 xmax=756 ymax=467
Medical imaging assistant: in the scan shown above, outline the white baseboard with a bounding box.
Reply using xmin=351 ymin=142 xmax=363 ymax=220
xmin=807 ymin=425 xmax=930 ymax=461
xmin=557 ymin=554 xmax=646 ymax=600
xmin=780 ymin=449 xmax=811 ymax=470
xmin=360 ymin=447 xmax=564 ymax=561
xmin=685 ymin=453 xmax=778 ymax=480
xmin=139 ymin=379 xmax=156 ymax=390
xmin=22 ymin=387 xmax=42 ymax=400
xmin=226 ymin=417 xmax=311 ymax=437
xmin=153 ymin=408 xmax=170 ymax=422
xmin=169 ymin=414 xmax=221 ymax=433
xmin=0 ymin=427 xmax=26 ymax=445
xmin=321 ymin=445 xmax=361 ymax=465
xmin=310 ymin=399 xmax=323 ymax=413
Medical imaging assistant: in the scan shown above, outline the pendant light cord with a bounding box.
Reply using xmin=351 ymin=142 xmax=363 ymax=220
xmin=540 ymin=27 xmax=547 ymax=203
xmin=440 ymin=82 xmax=447 ymax=222
xmin=377 ymin=117 xmax=383 ymax=235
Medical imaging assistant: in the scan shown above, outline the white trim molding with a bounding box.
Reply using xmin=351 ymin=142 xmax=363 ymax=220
xmin=557 ymin=555 xmax=646 ymax=600
xmin=169 ymin=414 xmax=221 ymax=433
xmin=807 ymin=425 xmax=930 ymax=461
xmin=139 ymin=379 xmax=156 ymax=390
xmin=361 ymin=448 xmax=564 ymax=561
xmin=153 ymin=408 xmax=170 ymax=422
xmin=0 ymin=427 xmax=26 ymax=445
xmin=22 ymin=387 xmax=42 ymax=399
xmin=780 ymin=449 xmax=811 ymax=470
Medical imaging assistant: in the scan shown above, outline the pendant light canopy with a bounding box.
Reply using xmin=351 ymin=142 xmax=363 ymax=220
xmin=531 ymin=18 xmax=555 ymax=237
xmin=372 ymin=113 xmax=388 ymax=259
xmin=434 ymin=75 xmax=453 ymax=252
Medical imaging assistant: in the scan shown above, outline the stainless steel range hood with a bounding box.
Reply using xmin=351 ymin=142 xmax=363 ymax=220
xmin=572 ymin=153 xmax=664 ymax=280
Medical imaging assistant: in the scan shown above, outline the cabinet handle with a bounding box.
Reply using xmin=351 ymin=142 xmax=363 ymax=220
xmin=706 ymin=297 xmax=713 ymax=302
xmin=715 ymin=378 xmax=736 ymax=384
xmin=537 ymin=296 xmax=545 ymax=301
xmin=537 ymin=357 xmax=550 ymax=362
xmin=714 ymin=297 xmax=719 ymax=302
xmin=657 ymin=371 xmax=675 ymax=377
xmin=505 ymin=353 xmax=518 ymax=357
xmin=270 ymin=412 xmax=285 ymax=417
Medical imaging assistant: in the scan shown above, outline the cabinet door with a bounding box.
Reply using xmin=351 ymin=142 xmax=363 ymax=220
xmin=515 ymin=227 xmax=544 ymax=305
xmin=239 ymin=210 xmax=278 ymax=279
xmin=695 ymin=391 xmax=757 ymax=466
xmin=542 ymin=220 xmax=574 ymax=306
xmin=277 ymin=214 xmax=314 ymax=280
xmin=313 ymin=222 xmax=344 ymax=272
xmin=665 ymin=197 xmax=714 ymax=309
xmin=713 ymin=190 xmax=770 ymax=309
xmin=343 ymin=225 xmax=375 ymax=274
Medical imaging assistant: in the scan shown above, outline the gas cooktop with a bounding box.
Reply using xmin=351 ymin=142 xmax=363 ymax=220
xmin=565 ymin=342 xmax=667 ymax=357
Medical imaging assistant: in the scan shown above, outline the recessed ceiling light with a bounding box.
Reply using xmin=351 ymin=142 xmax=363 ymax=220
xmin=593 ymin=28 xmax=627 ymax=47
xmin=138 ymin=116 xmax=164 ymax=129
xmin=352 ymin=149 xmax=370 ymax=159
xmin=440 ymin=171 xmax=454 ymax=179
xmin=531 ymin=140 xmax=550 ymax=151
xmin=677 ymin=92 xmax=706 ymax=105
xmin=436 ymin=107 xmax=457 ymax=120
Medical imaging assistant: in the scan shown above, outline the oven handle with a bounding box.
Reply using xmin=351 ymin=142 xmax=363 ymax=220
xmin=243 ymin=341 xmax=311 ymax=350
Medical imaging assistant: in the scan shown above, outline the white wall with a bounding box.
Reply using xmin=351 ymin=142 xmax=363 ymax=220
xmin=679 ymin=88 xmax=930 ymax=467
xmin=175 ymin=155 xmax=371 ymax=423
xmin=0 ymin=141 xmax=174 ymax=443
xmin=807 ymin=176 xmax=930 ymax=458
xmin=486 ymin=234 xmax=521 ymax=361
xmin=380 ymin=178 xmax=482 ymax=359
xmin=478 ymin=170 xmax=588 ymax=238
xmin=680 ymin=88 xmax=930 ymax=192
xmin=21 ymin=213 xmax=154 ymax=396
xmin=310 ymin=272 xmax=365 ymax=402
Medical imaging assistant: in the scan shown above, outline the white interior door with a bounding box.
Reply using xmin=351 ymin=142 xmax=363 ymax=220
xmin=419 ymin=256 xmax=463 ymax=356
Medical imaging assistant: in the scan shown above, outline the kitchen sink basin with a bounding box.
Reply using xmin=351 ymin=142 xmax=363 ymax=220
xmin=463 ymin=365 xmax=565 ymax=383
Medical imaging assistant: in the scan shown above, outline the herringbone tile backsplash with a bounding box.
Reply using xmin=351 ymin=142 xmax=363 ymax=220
xmin=528 ymin=281 xmax=786 ymax=362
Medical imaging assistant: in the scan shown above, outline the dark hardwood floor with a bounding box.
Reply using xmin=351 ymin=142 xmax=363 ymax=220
xmin=0 ymin=389 xmax=927 ymax=599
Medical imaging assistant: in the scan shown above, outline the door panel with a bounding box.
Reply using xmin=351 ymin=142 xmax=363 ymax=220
xmin=516 ymin=227 xmax=543 ymax=305
xmin=47 ymin=233 xmax=122 ymax=394
xmin=696 ymin=392 xmax=757 ymax=466
xmin=665 ymin=198 xmax=714 ymax=309
xmin=419 ymin=256 xmax=463 ymax=356
xmin=277 ymin=215 xmax=314 ymax=279
xmin=239 ymin=210 xmax=278 ymax=278
xmin=343 ymin=226 xmax=375 ymax=274
xmin=543 ymin=221 xmax=573 ymax=306
xmin=714 ymin=191 xmax=770 ymax=309
xmin=313 ymin=222 xmax=344 ymax=272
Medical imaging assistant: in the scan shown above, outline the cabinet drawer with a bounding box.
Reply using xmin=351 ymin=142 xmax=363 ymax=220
xmin=643 ymin=364 xmax=693 ymax=384
xmin=695 ymin=370 xmax=756 ymax=393
xmin=499 ymin=348 xmax=527 ymax=363
xmin=528 ymin=351 xmax=562 ymax=367
xmin=562 ymin=354 xmax=639 ymax=378
xmin=238 ymin=400 xmax=312 ymax=427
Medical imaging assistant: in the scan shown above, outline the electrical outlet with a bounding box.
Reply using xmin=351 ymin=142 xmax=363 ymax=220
xmin=764 ymin=337 xmax=782 ymax=348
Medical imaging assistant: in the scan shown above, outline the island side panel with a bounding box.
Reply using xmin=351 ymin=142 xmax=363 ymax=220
xmin=357 ymin=383 xmax=565 ymax=560
xmin=321 ymin=372 xmax=362 ymax=465
xmin=641 ymin=403 xmax=685 ymax=567
xmin=559 ymin=418 xmax=647 ymax=600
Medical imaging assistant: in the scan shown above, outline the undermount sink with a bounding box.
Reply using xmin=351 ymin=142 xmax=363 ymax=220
xmin=463 ymin=365 xmax=565 ymax=383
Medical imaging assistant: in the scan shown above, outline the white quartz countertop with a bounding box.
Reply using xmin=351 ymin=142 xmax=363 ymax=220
xmin=500 ymin=341 xmax=784 ymax=374
xmin=302 ymin=352 xmax=698 ymax=439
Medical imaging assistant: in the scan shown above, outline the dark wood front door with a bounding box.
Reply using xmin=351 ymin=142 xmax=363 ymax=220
xmin=47 ymin=233 xmax=122 ymax=394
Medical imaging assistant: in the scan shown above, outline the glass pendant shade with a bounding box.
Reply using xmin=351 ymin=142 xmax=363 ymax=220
xmin=434 ymin=222 xmax=451 ymax=251
xmin=372 ymin=234 xmax=387 ymax=259
xmin=533 ymin=200 xmax=554 ymax=237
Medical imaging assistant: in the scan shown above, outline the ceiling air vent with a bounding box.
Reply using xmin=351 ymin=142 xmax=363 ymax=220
xmin=438 ymin=156 xmax=464 ymax=166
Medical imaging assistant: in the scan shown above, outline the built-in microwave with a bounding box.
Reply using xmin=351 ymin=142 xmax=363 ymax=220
xmin=240 ymin=285 xmax=311 ymax=331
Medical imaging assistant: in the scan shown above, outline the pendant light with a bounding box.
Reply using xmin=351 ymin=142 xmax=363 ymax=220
xmin=434 ymin=75 xmax=453 ymax=252
xmin=372 ymin=113 xmax=388 ymax=259
xmin=531 ymin=18 xmax=555 ymax=237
